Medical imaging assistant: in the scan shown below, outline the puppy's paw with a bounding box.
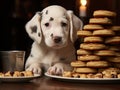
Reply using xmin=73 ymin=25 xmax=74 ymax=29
xmin=47 ymin=64 xmax=64 ymax=75
xmin=26 ymin=63 xmax=42 ymax=76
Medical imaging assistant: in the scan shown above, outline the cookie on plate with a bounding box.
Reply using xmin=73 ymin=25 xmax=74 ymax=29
xmin=62 ymin=71 xmax=72 ymax=77
xmin=99 ymin=67 xmax=120 ymax=73
xmin=111 ymin=26 xmax=120 ymax=32
xmin=72 ymin=73 xmax=87 ymax=78
xmin=86 ymin=61 xmax=110 ymax=68
xmin=93 ymin=10 xmax=116 ymax=17
xmin=83 ymin=24 xmax=104 ymax=30
xmin=77 ymin=30 xmax=93 ymax=37
xmin=71 ymin=61 xmax=86 ymax=67
xmin=94 ymin=50 xmax=116 ymax=56
xmin=0 ymin=73 xmax=4 ymax=77
xmin=83 ymin=36 xmax=103 ymax=43
xmin=77 ymin=55 xmax=100 ymax=61
xmin=74 ymin=67 xmax=97 ymax=74
xmin=93 ymin=29 xmax=115 ymax=36
xmin=93 ymin=73 xmax=103 ymax=78
xmin=89 ymin=18 xmax=112 ymax=25
xmin=21 ymin=71 xmax=34 ymax=76
xmin=107 ymin=57 xmax=120 ymax=63
xmin=105 ymin=36 xmax=120 ymax=44
xmin=101 ymin=68 xmax=120 ymax=78
xmin=80 ymin=43 xmax=106 ymax=50
xmin=4 ymin=71 xmax=13 ymax=77
xmin=13 ymin=71 xmax=21 ymax=77
xmin=77 ymin=49 xmax=92 ymax=55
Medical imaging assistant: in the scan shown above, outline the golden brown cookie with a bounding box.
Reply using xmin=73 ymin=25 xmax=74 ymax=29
xmin=86 ymin=73 xmax=94 ymax=78
xmin=99 ymin=67 xmax=120 ymax=73
xmin=101 ymin=68 xmax=120 ymax=78
xmin=89 ymin=18 xmax=112 ymax=24
xmin=0 ymin=71 xmax=34 ymax=77
xmin=62 ymin=71 xmax=72 ymax=77
xmin=71 ymin=61 xmax=86 ymax=67
xmin=117 ymin=74 xmax=120 ymax=78
xmin=13 ymin=71 xmax=21 ymax=77
xmin=77 ymin=49 xmax=92 ymax=55
xmin=72 ymin=73 xmax=87 ymax=78
xmin=103 ymin=73 xmax=117 ymax=78
xmin=77 ymin=55 xmax=100 ymax=61
xmin=93 ymin=29 xmax=115 ymax=36
xmin=111 ymin=26 xmax=120 ymax=35
xmin=86 ymin=61 xmax=109 ymax=68
xmin=0 ymin=73 xmax=4 ymax=77
xmin=94 ymin=50 xmax=116 ymax=56
xmin=93 ymin=10 xmax=116 ymax=17
xmin=111 ymin=26 xmax=120 ymax=32
xmin=87 ymin=73 xmax=103 ymax=78
xmin=105 ymin=36 xmax=120 ymax=44
xmin=94 ymin=73 xmax=103 ymax=78
xmin=80 ymin=43 xmax=106 ymax=50
xmin=107 ymin=57 xmax=120 ymax=63
xmin=21 ymin=71 xmax=34 ymax=76
xmin=4 ymin=71 xmax=13 ymax=77
xmin=71 ymin=73 xmax=80 ymax=78
xmin=83 ymin=36 xmax=103 ymax=43
xmin=75 ymin=67 xmax=97 ymax=74
xmin=83 ymin=24 xmax=104 ymax=30
xmin=77 ymin=30 xmax=93 ymax=37
xmin=79 ymin=74 xmax=87 ymax=78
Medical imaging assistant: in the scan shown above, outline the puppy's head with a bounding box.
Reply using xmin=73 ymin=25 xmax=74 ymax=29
xmin=25 ymin=5 xmax=83 ymax=49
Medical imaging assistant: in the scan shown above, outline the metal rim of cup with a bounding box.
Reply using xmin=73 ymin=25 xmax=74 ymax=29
xmin=0 ymin=50 xmax=25 ymax=53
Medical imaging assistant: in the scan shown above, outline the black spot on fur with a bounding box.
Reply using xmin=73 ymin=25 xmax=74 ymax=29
xmin=60 ymin=58 xmax=65 ymax=61
xmin=46 ymin=10 xmax=48 ymax=14
xmin=31 ymin=26 xmax=37 ymax=33
xmin=49 ymin=17 xmax=54 ymax=21
xmin=44 ymin=22 xmax=49 ymax=27
xmin=30 ymin=54 xmax=33 ymax=57
xmin=38 ymin=32 xmax=40 ymax=37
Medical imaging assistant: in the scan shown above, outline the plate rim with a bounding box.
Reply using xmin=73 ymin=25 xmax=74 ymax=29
xmin=0 ymin=74 xmax=40 ymax=79
xmin=0 ymin=74 xmax=40 ymax=82
xmin=45 ymin=72 xmax=120 ymax=81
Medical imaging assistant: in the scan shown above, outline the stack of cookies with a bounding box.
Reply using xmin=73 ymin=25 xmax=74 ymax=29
xmin=63 ymin=10 xmax=120 ymax=78
xmin=105 ymin=26 xmax=120 ymax=68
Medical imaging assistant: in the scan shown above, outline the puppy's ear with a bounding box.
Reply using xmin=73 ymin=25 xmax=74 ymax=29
xmin=25 ymin=12 xmax=42 ymax=44
xmin=67 ymin=10 xmax=83 ymax=43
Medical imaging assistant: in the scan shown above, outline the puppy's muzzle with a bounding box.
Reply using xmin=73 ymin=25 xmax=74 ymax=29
xmin=51 ymin=33 xmax=62 ymax=43
xmin=53 ymin=36 xmax=62 ymax=43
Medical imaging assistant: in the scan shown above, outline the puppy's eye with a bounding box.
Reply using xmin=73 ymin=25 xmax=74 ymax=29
xmin=44 ymin=22 xmax=49 ymax=27
xmin=61 ymin=22 xmax=67 ymax=27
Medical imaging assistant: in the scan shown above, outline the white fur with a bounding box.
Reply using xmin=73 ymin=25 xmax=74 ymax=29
xmin=25 ymin=5 xmax=83 ymax=76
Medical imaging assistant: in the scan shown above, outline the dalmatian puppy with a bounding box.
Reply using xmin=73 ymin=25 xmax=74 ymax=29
xmin=25 ymin=5 xmax=83 ymax=76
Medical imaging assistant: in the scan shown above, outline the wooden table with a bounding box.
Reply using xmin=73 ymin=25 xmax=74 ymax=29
xmin=0 ymin=76 xmax=120 ymax=90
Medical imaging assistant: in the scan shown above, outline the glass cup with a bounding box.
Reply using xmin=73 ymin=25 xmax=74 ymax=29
xmin=0 ymin=50 xmax=25 ymax=72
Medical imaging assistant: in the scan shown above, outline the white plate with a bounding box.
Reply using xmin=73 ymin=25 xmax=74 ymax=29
xmin=0 ymin=74 xmax=40 ymax=82
xmin=45 ymin=72 xmax=120 ymax=83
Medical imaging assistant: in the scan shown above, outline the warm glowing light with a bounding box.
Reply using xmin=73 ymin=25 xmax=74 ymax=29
xmin=79 ymin=0 xmax=87 ymax=17
xmin=80 ymin=0 xmax=87 ymax=6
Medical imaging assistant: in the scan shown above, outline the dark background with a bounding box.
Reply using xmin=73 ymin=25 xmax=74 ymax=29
xmin=0 ymin=0 xmax=120 ymax=58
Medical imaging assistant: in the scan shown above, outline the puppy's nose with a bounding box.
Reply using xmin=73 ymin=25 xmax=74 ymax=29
xmin=54 ymin=36 xmax=62 ymax=43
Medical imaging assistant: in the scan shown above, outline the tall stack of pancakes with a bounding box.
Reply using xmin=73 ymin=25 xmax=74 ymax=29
xmin=63 ymin=10 xmax=120 ymax=78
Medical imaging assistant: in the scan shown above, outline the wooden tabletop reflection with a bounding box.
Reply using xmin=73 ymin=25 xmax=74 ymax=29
xmin=0 ymin=76 xmax=120 ymax=90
